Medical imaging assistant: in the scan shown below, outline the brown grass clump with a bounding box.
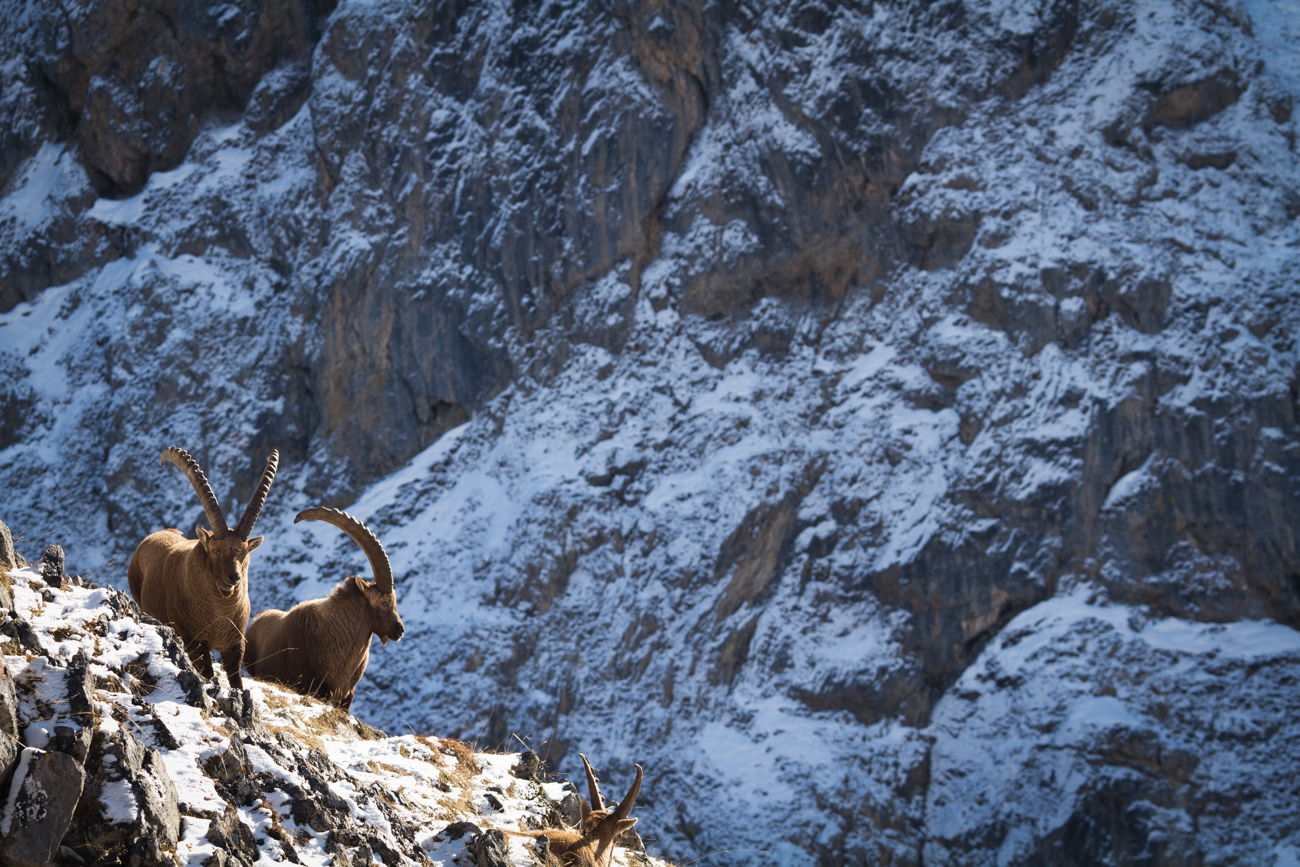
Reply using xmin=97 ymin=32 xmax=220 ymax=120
xmin=433 ymin=737 xmax=480 ymax=776
xmin=366 ymin=760 xmax=408 ymax=776
xmin=314 ymin=706 xmax=387 ymax=741
xmin=259 ymin=690 xmax=290 ymax=710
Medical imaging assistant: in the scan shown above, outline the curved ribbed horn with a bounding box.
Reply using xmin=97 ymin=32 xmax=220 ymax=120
xmin=581 ymin=754 xmax=605 ymax=813
xmin=294 ymin=507 xmax=394 ymax=594
xmin=160 ymin=447 xmax=228 ymax=534
xmin=610 ymin=764 xmax=643 ymax=822
xmin=234 ymin=450 xmax=279 ymax=540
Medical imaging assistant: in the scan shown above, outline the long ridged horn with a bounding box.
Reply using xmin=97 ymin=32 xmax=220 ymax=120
xmin=234 ymin=450 xmax=279 ymax=540
xmin=581 ymin=754 xmax=605 ymax=813
xmin=294 ymin=507 xmax=394 ymax=594
xmin=160 ymin=447 xmax=227 ymax=535
xmin=611 ymin=763 xmax=643 ymax=823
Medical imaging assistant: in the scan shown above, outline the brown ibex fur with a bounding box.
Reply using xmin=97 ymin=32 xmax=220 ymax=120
xmin=245 ymin=507 xmax=403 ymax=710
xmin=509 ymin=755 xmax=643 ymax=867
xmin=128 ymin=447 xmax=278 ymax=690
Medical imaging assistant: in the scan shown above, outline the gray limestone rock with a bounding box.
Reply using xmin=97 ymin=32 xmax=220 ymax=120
xmin=0 ymin=748 xmax=86 ymax=867
xmin=204 ymin=802 xmax=257 ymax=866
xmin=64 ymin=726 xmax=181 ymax=864
xmin=0 ymin=658 xmax=19 ymax=738
xmin=201 ymin=733 xmax=259 ymax=808
xmin=37 ymin=546 xmax=62 ymax=587
xmin=48 ymin=652 xmax=94 ymax=765
xmin=0 ymin=520 xmax=15 ymax=574
xmin=469 ymin=829 xmax=511 ymax=867
xmin=0 ymin=616 xmax=41 ymax=657
xmin=0 ymin=730 xmax=18 ymax=793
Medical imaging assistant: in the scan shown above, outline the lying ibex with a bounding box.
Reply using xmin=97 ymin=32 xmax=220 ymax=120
xmin=511 ymin=755 xmax=643 ymax=867
xmin=244 ymin=507 xmax=403 ymax=710
xmin=128 ymin=446 xmax=278 ymax=691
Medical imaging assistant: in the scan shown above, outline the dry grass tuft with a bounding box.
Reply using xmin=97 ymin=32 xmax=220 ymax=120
xmin=314 ymin=705 xmax=387 ymax=741
xmin=430 ymin=736 xmax=480 ymax=777
xmin=270 ymin=724 xmax=325 ymax=752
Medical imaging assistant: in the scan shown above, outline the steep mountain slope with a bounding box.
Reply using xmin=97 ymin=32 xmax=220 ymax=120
xmin=1 ymin=0 xmax=1298 ymax=864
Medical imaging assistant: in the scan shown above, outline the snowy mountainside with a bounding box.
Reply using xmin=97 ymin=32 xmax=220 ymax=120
xmin=924 ymin=587 xmax=1300 ymax=866
xmin=0 ymin=0 xmax=1299 ymax=865
xmin=0 ymin=561 xmax=670 ymax=866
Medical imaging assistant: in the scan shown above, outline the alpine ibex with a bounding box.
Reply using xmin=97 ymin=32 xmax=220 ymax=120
xmin=511 ymin=755 xmax=643 ymax=867
xmin=128 ymin=446 xmax=278 ymax=691
xmin=244 ymin=507 xmax=403 ymax=710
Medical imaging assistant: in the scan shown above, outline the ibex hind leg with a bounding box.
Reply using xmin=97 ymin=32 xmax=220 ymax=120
xmin=127 ymin=557 xmax=143 ymax=601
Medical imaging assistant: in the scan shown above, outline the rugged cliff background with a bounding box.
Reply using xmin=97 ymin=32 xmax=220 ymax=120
xmin=2 ymin=0 xmax=1299 ymax=864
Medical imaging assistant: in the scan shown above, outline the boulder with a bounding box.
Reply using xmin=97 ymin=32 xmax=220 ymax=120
xmin=204 ymin=802 xmax=257 ymax=866
xmin=0 ymin=748 xmax=86 ymax=867
xmin=0 ymin=617 xmax=41 ymax=657
xmin=0 ymin=659 xmax=19 ymax=738
xmin=49 ymin=653 xmax=94 ymax=764
xmin=37 ymin=547 xmax=62 ymax=587
xmin=510 ymin=750 xmax=543 ymax=780
xmin=0 ymin=731 xmax=19 ymax=794
xmin=201 ymin=733 xmax=260 ymax=807
xmin=469 ymin=829 xmax=511 ymax=867
xmin=0 ymin=521 xmax=16 ymax=574
xmin=64 ymin=727 xmax=180 ymax=864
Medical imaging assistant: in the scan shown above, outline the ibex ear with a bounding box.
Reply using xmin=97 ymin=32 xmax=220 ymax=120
xmin=617 ymin=818 xmax=638 ymax=833
xmin=195 ymin=525 xmax=211 ymax=544
xmin=246 ymin=535 xmax=264 ymax=552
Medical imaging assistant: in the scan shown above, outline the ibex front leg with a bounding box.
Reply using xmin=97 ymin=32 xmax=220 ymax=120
xmin=223 ymin=637 xmax=245 ymax=691
xmin=187 ymin=640 xmax=214 ymax=679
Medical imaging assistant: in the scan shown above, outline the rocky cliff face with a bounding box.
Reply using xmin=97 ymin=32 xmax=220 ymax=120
xmin=1 ymin=0 xmax=1298 ymax=865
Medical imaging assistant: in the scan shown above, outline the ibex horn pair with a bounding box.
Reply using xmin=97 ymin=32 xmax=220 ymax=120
xmin=160 ymin=446 xmax=278 ymax=540
xmin=581 ymin=753 xmax=642 ymax=831
xmin=501 ymin=754 xmax=643 ymax=866
xmin=294 ymin=507 xmax=394 ymax=593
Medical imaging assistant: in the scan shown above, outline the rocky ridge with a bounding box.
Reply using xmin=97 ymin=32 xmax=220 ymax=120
xmin=0 ymin=527 xmax=669 ymax=867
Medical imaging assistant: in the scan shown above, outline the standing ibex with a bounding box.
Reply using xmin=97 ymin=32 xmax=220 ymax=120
xmin=128 ymin=446 xmax=278 ymax=691
xmin=509 ymin=755 xmax=643 ymax=867
xmin=244 ymin=507 xmax=403 ymax=710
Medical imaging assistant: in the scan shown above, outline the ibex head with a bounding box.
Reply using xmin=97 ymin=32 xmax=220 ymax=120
xmin=295 ymin=508 xmax=404 ymax=645
xmin=576 ymin=754 xmax=642 ymax=864
xmin=161 ymin=446 xmax=278 ymax=593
